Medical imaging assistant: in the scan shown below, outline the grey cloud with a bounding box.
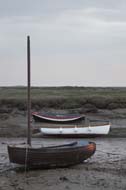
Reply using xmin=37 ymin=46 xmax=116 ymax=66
xmin=0 ymin=0 xmax=126 ymax=86
xmin=0 ymin=0 xmax=125 ymax=18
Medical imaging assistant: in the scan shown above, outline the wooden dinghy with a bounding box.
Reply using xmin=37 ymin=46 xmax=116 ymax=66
xmin=40 ymin=123 xmax=111 ymax=137
xmin=32 ymin=112 xmax=85 ymax=123
xmin=8 ymin=140 xmax=96 ymax=168
xmin=8 ymin=36 xmax=96 ymax=169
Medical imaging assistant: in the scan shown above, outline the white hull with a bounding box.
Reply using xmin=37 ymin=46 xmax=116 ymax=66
xmin=40 ymin=124 xmax=111 ymax=136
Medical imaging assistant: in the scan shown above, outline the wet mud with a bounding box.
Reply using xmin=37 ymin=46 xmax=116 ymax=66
xmin=0 ymin=137 xmax=126 ymax=190
xmin=0 ymin=110 xmax=126 ymax=189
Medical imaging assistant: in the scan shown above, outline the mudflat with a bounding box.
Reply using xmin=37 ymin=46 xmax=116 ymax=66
xmin=0 ymin=109 xmax=126 ymax=190
xmin=0 ymin=138 xmax=126 ymax=190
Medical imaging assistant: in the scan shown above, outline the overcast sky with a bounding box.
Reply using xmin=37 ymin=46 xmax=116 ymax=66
xmin=1 ymin=0 xmax=126 ymax=86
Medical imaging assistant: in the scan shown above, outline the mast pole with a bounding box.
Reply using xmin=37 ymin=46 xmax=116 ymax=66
xmin=27 ymin=36 xmax=31 ymax=146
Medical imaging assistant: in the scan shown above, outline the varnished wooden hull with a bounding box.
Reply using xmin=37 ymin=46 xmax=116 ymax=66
xmin=8 ymin=141 xmax=96 ymax=169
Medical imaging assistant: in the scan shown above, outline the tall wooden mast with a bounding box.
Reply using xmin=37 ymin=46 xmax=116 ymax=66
xmin=27 ymin=36 xmax=31 ymax=146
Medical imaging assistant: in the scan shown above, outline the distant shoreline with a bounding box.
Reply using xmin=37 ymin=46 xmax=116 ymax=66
xmin=1 ymin=86 xmax=126 ymax=111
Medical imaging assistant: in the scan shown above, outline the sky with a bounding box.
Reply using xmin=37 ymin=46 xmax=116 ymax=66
xmin=1 ymin=0 xmax=126 ymax=86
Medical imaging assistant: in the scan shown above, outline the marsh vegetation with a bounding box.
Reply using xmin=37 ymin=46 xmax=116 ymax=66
xmin=0 ymin=86 xmax=126 ymax=112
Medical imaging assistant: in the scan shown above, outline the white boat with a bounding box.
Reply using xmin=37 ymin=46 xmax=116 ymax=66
xmin=40 ymin=123 xmax=111 ymax=137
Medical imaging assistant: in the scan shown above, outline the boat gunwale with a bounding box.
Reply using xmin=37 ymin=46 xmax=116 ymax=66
xmin=32 ymin=112 xmax=85 ymax=122
xmin=7 ymin=141 xmax=95 ymax=151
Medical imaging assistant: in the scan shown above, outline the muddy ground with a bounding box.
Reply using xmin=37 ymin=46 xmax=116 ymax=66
xmin=0 ymin=109 xmax=126 ymax=190
xmin=0 ymin=108 xmax=126 ymax=138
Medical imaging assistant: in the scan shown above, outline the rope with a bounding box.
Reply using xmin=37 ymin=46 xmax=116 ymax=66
xmin=24 ymin=145 xmax=29 ymax=188
xmin=97 ymin=149 xmax=126 ymax=156
xmin=23 ymin=145 xmax=29 ymax=190
xmin=25 ymin=145 xmax=28 ymax=173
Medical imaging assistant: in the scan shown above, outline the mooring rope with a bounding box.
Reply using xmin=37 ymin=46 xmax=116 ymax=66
xmin=24 ymin=145 xmax=29 ymax=189
xmin=97 ymin=149 xmax=126 ymax=156
xmin=24 ymin=145 xmax=29 ymax=175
